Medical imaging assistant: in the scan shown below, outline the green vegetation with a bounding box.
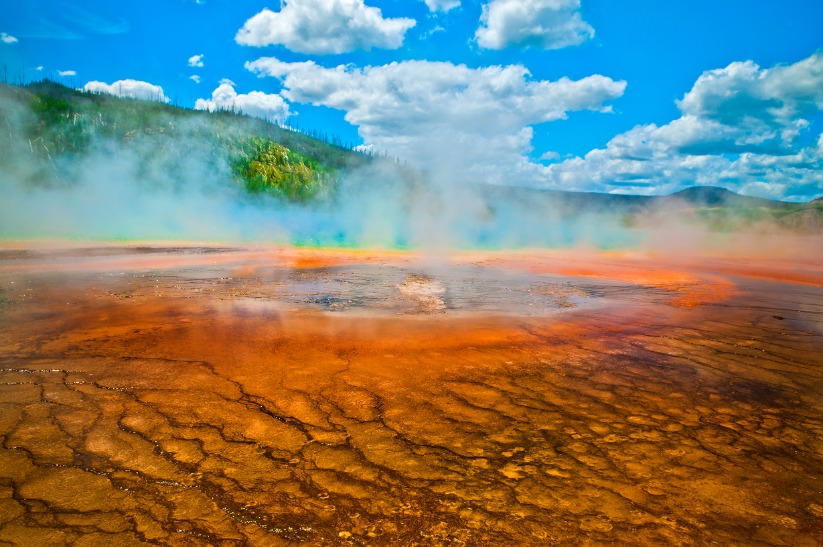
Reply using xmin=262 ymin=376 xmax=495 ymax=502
xmin=231 ymin=137 xmax=333 ymax=201
xmin=649 ymin=187 xmax=823 ymax=232
xmin=479 ymin=185 xmax=823 ymax=234
xmin=0 ymin=79 xmax=368 ymax=200
xmin=688 ymin=201 xmax=823 ymax=232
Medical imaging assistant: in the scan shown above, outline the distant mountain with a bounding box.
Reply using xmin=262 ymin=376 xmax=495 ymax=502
xmin=665 ymin=186 xmax=790 ymax=208
xmin=477 ymin=184 xmax=822 ymax=233
xmin=479 ymin=184 xmax=796 ymax=212
xmin=478 ymin=185 xmax=652 ymax=215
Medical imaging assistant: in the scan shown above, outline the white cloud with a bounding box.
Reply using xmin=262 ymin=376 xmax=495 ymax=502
xmin=476 ymin=0 xmax=594 ymax=50
xmin=421 ymin=25 xmax=446 ymax=39
xmin=542 ymin=52 xmax=823 ymax=201
xmin=1 ymin=33 xmax=18 ymax=44
xmin=353 ymin=143 xmax=375 ymax=154
xmin=82 ymin=79 xmax=170 ymax=103
xmin=58 ymin=70 xmax=77 ymax=77
xmin=188 ymin=54 xmax=204 ymax=68
xmin=190 ymin=75 xmax=201 ymax=84
xmin=194 ymin=79 xmax=290 ymax=124
xmin=673 ymin=54 xmax=823 ymax=152
xmin=247 ymin=57 xmax=624 ymax=183
xmin=35 ymin=66 xmax=44 ymax=71
xmin=424 ymin=0 xmax=460 ymax=12
xmin=235 ymin=0 xmax=416 ymax=54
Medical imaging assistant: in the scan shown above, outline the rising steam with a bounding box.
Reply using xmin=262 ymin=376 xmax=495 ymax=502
xmin=0 ymin=89 xmax=819 ymax=256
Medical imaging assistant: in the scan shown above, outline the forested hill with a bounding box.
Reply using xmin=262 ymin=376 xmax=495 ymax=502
xmin=0 ymin=80 xmax=370 ymax=201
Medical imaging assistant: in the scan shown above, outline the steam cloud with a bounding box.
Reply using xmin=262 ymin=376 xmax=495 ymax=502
xmin=0 ymin=91 xmax=819 ymax=256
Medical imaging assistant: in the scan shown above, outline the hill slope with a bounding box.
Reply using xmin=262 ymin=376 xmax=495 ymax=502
xmin=0 ymin=80 xmax=369 ymax=201
xmin=478 ymin=184 xmax=823 ymax=233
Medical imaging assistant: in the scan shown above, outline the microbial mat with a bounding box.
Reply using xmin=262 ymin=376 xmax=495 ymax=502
xmin=0 ymin=244 xmax=821 ymax=545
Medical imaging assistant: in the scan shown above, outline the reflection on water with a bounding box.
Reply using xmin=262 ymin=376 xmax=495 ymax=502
xmin=0 ymin=246 xmax=821 ymax=545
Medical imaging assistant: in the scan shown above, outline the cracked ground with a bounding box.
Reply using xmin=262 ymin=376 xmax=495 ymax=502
xmin=0 ymin=245 xmax=821 ymax=545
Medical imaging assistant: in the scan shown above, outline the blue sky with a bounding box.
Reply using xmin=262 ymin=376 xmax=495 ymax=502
xmin=2 ymin=0 xmax=822 ymax=200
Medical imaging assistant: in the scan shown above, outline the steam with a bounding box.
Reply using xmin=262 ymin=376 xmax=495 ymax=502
xmin=0 ymin=91 xmax=819 ymax=256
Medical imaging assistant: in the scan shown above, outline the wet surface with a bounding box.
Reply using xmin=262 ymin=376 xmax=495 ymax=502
xmin=0 ymin=245 xmax=821 ymax=545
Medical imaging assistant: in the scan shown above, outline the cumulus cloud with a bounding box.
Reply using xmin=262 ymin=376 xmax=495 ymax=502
xmin=190 ymin=75 xmax=201 ymax=84
xmin=674 ymin=54 xmax=823 ymax=152
xmin=58 ymin=70 xmax=77 ymax=77
xmin=424 ymin=0 xmax=460 ymax=12
xmin=188 ymin=54 xmax=204 ymax=68
xmin=543 ymin=52 xmax=823 ymax=201
xmin=83 ymin=79 xmax=170 ymax=103
xmin=247 ymin=57 xmax=624 ymax=183
xmin=1 ymin=33 xmax=18 ymax=44
xmin=476 ymin=0 xmax=594 ymax=50
xmin=194 ymin=79 xmax=290 ymax=124
xmin=235 ymin=0 xmax=416 ymax=54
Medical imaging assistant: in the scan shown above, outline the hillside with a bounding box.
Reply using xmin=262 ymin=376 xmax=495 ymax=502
xmin=478 ymin=184 xmax=823 ymax=233
xmin=0 ymin=80 xmax=369 ymax=201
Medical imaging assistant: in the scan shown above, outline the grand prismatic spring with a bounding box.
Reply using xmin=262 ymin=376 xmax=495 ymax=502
xmin=0 ymin=241 xmax=821 ymax=545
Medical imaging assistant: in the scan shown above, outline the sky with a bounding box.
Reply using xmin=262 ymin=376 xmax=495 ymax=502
xmin=2 ymin=0 xmax=822 ymax=201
